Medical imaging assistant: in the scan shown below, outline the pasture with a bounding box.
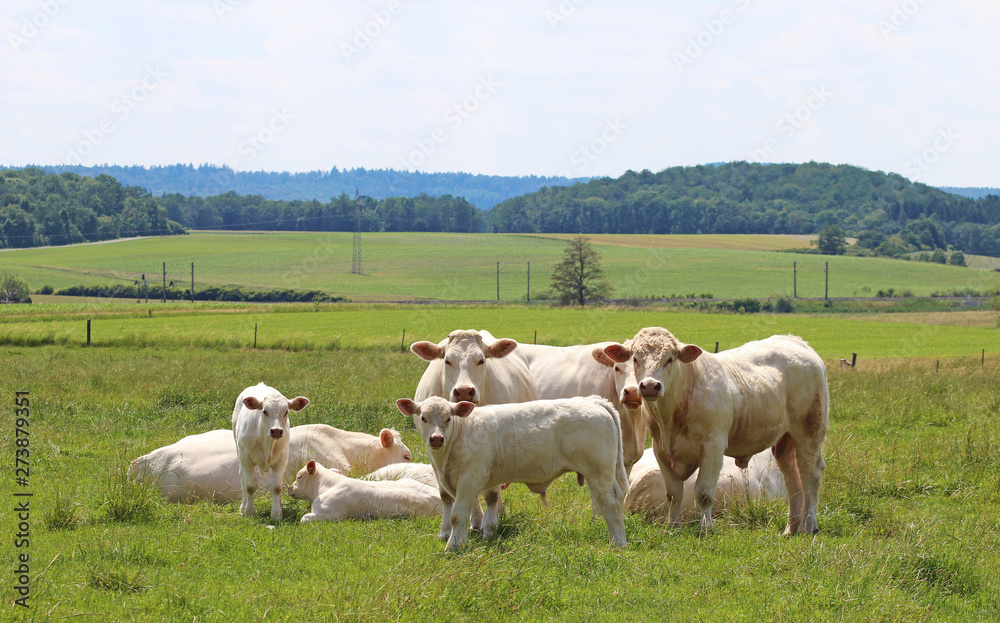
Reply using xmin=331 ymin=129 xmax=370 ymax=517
xmin=2 ymin=232 xmax=1000 ymax=301
xmin=1 ymin=304 xmax=998 ymax=621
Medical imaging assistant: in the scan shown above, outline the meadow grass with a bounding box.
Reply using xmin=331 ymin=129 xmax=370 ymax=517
xmin=0 ymin=339 xmax=998 ymax=621
xmin=2 ymin=232 xmax=999 ymax=301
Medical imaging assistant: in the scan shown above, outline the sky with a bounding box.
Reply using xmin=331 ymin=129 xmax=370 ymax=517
xmin=1 ymin=0 xmax=997 ymax=187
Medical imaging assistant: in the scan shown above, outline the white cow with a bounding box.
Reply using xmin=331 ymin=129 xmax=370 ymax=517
xmin=411 ymin=329 xmax=538 ymax=530
xmin=232 ymin=383 xmax=309 ymax=521
xmin=130 ymin=424 xmax=412 ymax=503
xmin=626 ymin=448 xmax=786 ymax=521
xmin=289 ymin=460 xmax=440 ymax=522
xmin=361 ymin=462 xmax=437 ymax=487
xmin=605 ymin=329 xmax=829 ymax=534
xmin=395 ymin=396 xmax=629 ymax=553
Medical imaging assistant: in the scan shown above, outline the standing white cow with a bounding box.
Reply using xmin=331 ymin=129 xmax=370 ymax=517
xmin=130 ymin=425 xmax=412 ymax=503
xmin=232 ymin=383 xmax=309 ymax=520
xmin=517 ymin=342 xmax=646 ymax=475
xmin=396 ymin=396 xmax=629 ymax=553
xmin=410 ymin=329 xmax=538 ymax=534
xmin=605 ymin=329 xmax=828 ymax=534
xmin=289 ymin=460 xmax=440 ymax=522
xmin=626 ymin=448 xmax=786 ymax=521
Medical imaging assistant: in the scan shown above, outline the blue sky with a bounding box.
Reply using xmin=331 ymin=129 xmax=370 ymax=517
xmin=1 ymin=0 xmax=996 ymax=186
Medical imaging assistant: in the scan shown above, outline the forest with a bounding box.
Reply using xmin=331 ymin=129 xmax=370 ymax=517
xmin=4 ymin=162 xmax=1000 ymax=258
xmin=488 ymin=162 xmax=1000 ymax=257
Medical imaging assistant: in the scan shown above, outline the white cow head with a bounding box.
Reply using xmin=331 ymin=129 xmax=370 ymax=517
xmin=288 ymin=459 xmax=340 ymax=501
xmin=410 ymin=330 xmax=518 ymax=404
xmin=242 ymin=394 xmax=310 ymax=439
xmin=592 ymin=340 xmax=642 ymax=409
xmin=395 ymin=396 xmax=474 ymax=452
xmin=375 ymin=428 xmax=413 ymax=466
xmin=604 ymin=327 xmax=702 ymax=401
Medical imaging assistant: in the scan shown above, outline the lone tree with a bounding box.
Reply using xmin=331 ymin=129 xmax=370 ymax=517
xmin=0 ymin=272 xmax=30 ymax=304
xmin=816 ymin=225 xmax=847 ymax=255
xmin=551 ymin=236 xmax=612 ymax=305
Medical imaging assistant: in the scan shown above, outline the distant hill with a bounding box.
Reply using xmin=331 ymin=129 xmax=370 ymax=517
xmin=10 ymin=164 xmax=587 ymax=210
xmin=488 ymin=162 xmax=1000 ymax=257
xmin=938 ymin=186 xmax=1000 ymax=200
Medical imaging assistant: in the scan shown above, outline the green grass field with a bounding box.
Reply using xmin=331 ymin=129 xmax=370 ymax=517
xmin=2 ymin=232 xmax=999 ymax=301
xmin=0 ymin=305 xmax=998 ymax=621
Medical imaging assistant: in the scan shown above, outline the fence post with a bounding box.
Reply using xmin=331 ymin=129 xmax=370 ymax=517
xmin=86 ymin=318 xmax=91 ymax=346
xmin=254 ymin=323 xmax=258 ymax=350
xmin=851 ymin=353 xmax=857 ymax=368
xmin=401 ymin=330 xmax=406 ymax=353
xmin=982 ymin=349 xmax=985 ymax=365
xmin=534 ymin=330 xmax=537 ymax=345
xmin=714 ymin=341 xmax=719 ymax=353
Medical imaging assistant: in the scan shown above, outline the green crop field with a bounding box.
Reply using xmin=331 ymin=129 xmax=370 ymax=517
xmin=2 ymin=232 xmax=999 ymax=301
xmin=1 ymin=305 xmax=998 ymax=621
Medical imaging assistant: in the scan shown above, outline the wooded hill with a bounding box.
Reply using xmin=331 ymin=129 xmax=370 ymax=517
xmin=488 ymin=162 xmax=1000 ymax=257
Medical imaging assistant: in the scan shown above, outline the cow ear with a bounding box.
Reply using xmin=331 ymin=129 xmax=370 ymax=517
xmin=243 ymin=396 xmax=263 ymax=411
xmin=288 ymin=396 xmax=309 ymax=411
xmin=679 ymin=344 xmax=703 ymax=363
xmin=410 ymin=341 xmax=444 ymax=361
xmin=453 ymin=401 xmax=475 ymax=418
xmin=591 ymin=348 xmax=615 ymax=367
xmin=396 ymin=398 xmax=419 ymax=416
xmin=604 ymin=344 xmax=631 ymax=363
xmin=307 ymin=460 xmax=316 ymax=475
xmin=379 ymin=428 xmax=394 ymax=448
xmin=487 ymin=338 xmax=518 ymax=359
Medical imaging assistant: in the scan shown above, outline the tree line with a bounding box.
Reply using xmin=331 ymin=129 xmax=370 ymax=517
xmin=488 ymin=162 xmax=1000 ymax=257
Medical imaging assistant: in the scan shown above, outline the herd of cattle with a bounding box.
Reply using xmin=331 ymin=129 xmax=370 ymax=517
xmin=129 ymin=326 xmax=829 ymax=552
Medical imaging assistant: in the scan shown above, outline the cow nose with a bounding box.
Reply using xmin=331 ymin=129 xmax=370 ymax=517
xmin=622 ymin=387 xmax=642 ymax=408
xmin=429 ymin=435 xmax=444 ymax=449
xmin=638 ymin=380 xmax=662 ymax=398
xmin=452 ymin=386 xmax=476 ymax=402
xmin=269 ymin=428 xmax=284 ymax=439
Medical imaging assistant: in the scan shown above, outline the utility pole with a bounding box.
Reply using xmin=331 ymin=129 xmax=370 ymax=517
xmin=162 ymin=262 xmax=167 ymax=303
xmin=526 ymin=261 xmax=530 ymax=303
xmin=825 ymin=261 xmax=829 ymax=300
xmin=793 ymin=261 xmax=797 ymax=299
xmin=496 ymin=262 xmax=500 ymax=302
xmin=142 ymin=274 xmax=148 ymax=304
xmin=351 ymin=188 xmax=363 ymax=275
xmin=190 ymin=262 xmax=195 ymax=302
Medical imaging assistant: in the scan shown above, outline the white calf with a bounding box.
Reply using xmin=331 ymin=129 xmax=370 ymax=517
xmin=396 ymin=396 xmax=629 ymax=553
xmin=289 ymin=460 xmax=440 ymax=522
xmin=232 ymin=383 xmax=309 ymax=521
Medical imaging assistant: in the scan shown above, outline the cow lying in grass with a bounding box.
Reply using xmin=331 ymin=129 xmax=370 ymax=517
xmin=289 ymin=460 xmax=440 ymax=522
xmin=626 ymin=448 xmax=786 ymax=522
xmin=130 ymin=424 xmax=411 ymax=503
xmin=396 ymin=395 xmax=629 ymax=553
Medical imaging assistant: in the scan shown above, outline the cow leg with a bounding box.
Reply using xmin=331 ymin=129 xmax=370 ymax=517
xmin=693 ymin=445 xmax=726 ymax=531
xmin=652 ymin=444 xmax=686 ymax=527
xmin=470 ymin=494 xmax=486 ymax=533
xmin=438 ymin=489 xmax=455 ymax=542
xmin=772 ymin=433 xmax=805 ymax=534
xmin=446 ymin=487 xmax=479 ymax=553
xmin=587 ymin=474 xmax=627 ymax=548
xmin=237 ymin=454 xmax=257 ymax=518
xmin=267 ymin=467 xmax=283 ymax=522
xmin=792 ymin=437 xmax=826 ymax=534
xmin=480 ymin=488 xmax=502 ymax=539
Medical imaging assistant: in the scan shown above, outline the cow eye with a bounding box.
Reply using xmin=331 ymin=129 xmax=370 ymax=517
xmin=445 ymin=360 xmax=453 ymax=367
xmin=445 ymin=417 xmax=451 ymax=424
xmin=666 ymin=357 xmax=674 ymax=366
xmin=476 ymin=359 xmax=485 ymax=366
xmin=633 ymin=357 xmax=638 ymax=365
xmin=614 ymin=366 xmax=621 ymax=373
xmin=420 ymin=416 xmax=427 ymax=423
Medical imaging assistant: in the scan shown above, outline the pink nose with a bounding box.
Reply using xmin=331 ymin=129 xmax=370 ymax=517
xmin=622 ymin=387 xmax=642 ymax=408
xmin=429 ymin=435 xmax=444 ymax=449
xmin=269 ymin=428 xmax=284 ymax=439
xmin=639 ymin=380 xmax=662 ymax=398
xmin=452 ymin=386 xmax=476 ymax=402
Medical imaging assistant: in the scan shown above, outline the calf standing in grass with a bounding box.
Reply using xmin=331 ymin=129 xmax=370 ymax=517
xmin=289 ymin=460 xmax=440 ymax=522
xmin=605 ymin=329 xmax=828 ymax=534
xmin=232 ymin=383 xmax=309 ymax=521
xmin=396 ymin=395 xmax=629 ymax=553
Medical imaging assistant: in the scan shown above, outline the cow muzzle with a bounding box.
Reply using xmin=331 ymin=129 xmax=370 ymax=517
xmin=428 ymin=434 xmax=445 ymax=449
xmin=621 ymin=387 xmax=642 ymax=409
xmin=451 ymin=386 xmax=477 ymax=403
xmin=638 ymin=379 xmax=662 ymax=399
xmin=269 ymin=428 xmax=284 ymax=439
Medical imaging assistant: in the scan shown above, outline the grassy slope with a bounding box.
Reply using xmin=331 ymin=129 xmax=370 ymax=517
xmin=0 ymin=339 xmax=997 ymax=621
xmin=2 ymin=232 xmax=999 ymax=300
